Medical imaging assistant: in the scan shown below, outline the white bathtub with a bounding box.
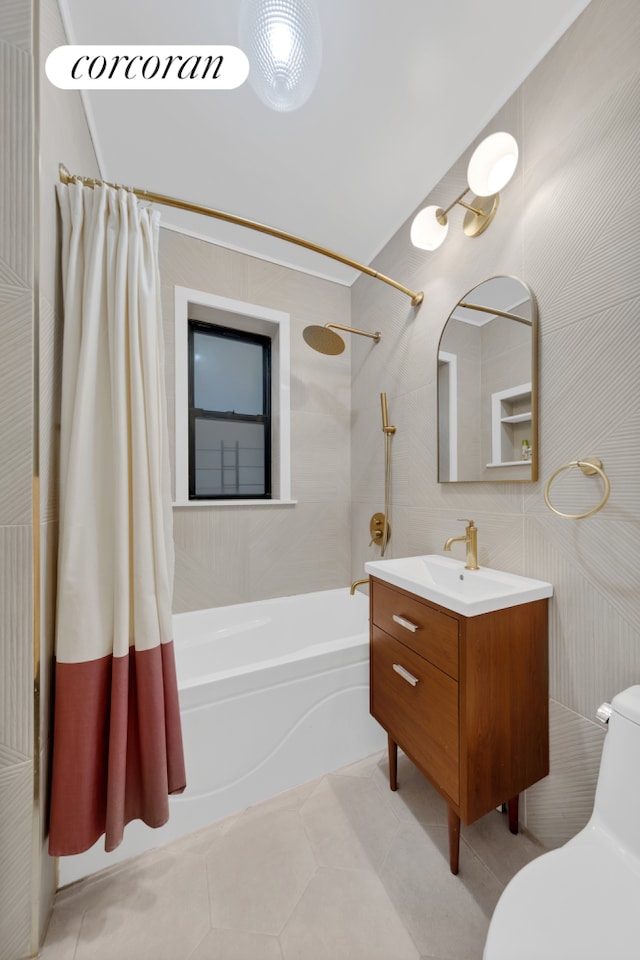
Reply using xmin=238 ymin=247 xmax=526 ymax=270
xmin=59 ymin=587 xmax=385 ymax=885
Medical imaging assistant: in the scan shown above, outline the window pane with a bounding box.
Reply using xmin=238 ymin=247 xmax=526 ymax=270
xmin=194 ymin=418 xmax=266 ymax=496
xmin=193 ymin=331 xmax=263 ymax=414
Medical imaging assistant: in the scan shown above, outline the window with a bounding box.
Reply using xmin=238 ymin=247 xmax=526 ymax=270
xmin=174 ymin=286 xmax=293 ymax=506
xmin=189 ymin=322 xmax=271 ymax=499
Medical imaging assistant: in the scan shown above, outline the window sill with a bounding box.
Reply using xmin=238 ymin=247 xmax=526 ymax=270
xmin=173 ymin=499 xmax=298 ymax=507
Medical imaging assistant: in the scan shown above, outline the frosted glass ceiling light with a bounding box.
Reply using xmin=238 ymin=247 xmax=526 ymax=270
xmin=410 ymin=132 xmax=518 ymax=251
xmin=239 ymin=0 xmax=322 ymax=112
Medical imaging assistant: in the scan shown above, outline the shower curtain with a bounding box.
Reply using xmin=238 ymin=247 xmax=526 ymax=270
xmin=49 ymin=182 xmax=186 ymax=856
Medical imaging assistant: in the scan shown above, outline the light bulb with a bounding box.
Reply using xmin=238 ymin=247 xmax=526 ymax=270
xmin=239 ymin=0 xmax=322 ymax=112
xmin=410 ymin=206 xmax=449 ymax=251
xmin=467 ymin=132 xmax=518 ymax=197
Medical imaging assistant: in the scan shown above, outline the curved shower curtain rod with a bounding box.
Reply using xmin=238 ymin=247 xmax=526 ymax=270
xmin=58 ymin=164 xmax=424 ymax=307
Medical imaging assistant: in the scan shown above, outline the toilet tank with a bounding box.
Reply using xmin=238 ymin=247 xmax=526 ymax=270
xmin=590 ymin=685 xmax=640 ymax=860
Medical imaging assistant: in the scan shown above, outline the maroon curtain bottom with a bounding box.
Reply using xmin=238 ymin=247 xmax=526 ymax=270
xmin=48 ymin=642 xmax=186 ymax=856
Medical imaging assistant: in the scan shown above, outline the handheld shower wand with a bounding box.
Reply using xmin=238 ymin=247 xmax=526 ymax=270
xmin=379 ymin=392 xmax=395 ymax=555
xmin=380 ymin=392 xmax=396 ymax=436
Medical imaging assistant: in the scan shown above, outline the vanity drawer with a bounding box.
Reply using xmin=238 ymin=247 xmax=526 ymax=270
xmin=371 ymin=626 xmax=459 ymax=804
xmin=371 ymin=580 xmax=459 ymax=679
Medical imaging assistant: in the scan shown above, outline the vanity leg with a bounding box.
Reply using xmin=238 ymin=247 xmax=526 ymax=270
xmin=507 ymin=794 xmax=519 ymax=835
xmin=447 ymin=806 xmax=460 ymax=875
xmin=388 ymin=735 xmax=398 ymax=791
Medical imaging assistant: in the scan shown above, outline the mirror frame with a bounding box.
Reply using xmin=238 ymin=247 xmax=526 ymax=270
xmin=437 ymin=275 xmax=538 ymax=483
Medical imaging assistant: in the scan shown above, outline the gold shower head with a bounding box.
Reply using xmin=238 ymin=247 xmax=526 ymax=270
xmin=302 ymin=323 xmax=381 ymax=356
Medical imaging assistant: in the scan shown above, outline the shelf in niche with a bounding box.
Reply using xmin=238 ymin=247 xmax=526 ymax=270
xmin=486 ymin=461 xmax=532 ymax=468
xmin=491 ymin=382 xmax=532 ymax=468
xmin=500 ymin=412 xmax=531 ymax=424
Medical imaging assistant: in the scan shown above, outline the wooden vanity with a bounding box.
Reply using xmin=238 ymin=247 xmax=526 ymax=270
xmin=369 ymin=576 xmax=549 ymax=874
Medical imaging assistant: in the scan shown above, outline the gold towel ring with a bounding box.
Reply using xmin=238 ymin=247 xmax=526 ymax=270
xmin=543 ymin=457 xmax=610 ymax=520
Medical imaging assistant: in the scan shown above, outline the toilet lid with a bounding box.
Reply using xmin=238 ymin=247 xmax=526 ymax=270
xmin=484 ymin=832 xmax=640 ymax=960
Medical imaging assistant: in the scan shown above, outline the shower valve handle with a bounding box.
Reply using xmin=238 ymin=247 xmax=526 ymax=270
xmin=369 ymin=513 xmax=389 ymax=548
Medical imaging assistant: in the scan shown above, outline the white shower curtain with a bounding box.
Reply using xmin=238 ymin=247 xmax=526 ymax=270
xmin=49 ymin=182 xmax=186 ymax=856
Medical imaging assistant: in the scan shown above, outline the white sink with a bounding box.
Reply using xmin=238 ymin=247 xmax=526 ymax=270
xmin=364 ymin=554 xmax=553 ymax=617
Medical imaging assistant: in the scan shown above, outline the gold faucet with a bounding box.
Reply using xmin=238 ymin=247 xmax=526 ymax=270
xmin=350 ymin=578 xmax=369 ymax=595
xmin=443 ymin=519 xmax=479 ymax=570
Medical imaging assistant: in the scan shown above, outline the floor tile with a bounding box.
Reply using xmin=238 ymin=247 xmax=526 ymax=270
xmin=188 ymin=927 xmax=284 ymax=959
xmin=41 ymin=758 xmax=542 ymax=960
xmin=380 ymin=822 xmax=503 ymax=960
xmin=280 ymin=866 xmax=421 ymax=960
xmin=71 ymin=851 xmax=210 ymax=960
xmin=205 ymin=808 xmax=316 ymax=935
xmin=370 ymin=750 xmax=449 ymax=827
xmin=331 ymin=750 xmax=383 ymax=779
xmin=39 ymin=904 xmax=82 ymax=960
xmin=300 ymin=772 xmax=400 ymax=871
xmin=462 ymin=809 xmax=545 ymax=886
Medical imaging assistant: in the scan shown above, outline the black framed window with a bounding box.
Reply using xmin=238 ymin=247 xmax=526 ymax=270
xmin=188 ymin=321 xmax=271 ymax=499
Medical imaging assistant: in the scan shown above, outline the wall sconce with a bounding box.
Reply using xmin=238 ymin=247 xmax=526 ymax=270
xmin=410 ymin=132 xmax=518 ymax=251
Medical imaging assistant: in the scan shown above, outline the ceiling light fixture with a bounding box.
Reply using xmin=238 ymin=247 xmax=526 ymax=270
xmin=410 ymin=132 xmax=519 ymax=251
xmin=239 ymin=0 xmax=322 ymax=112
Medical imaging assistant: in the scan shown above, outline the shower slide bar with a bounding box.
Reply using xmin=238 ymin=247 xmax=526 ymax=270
xmin=58 ymin=164 xmax=424 ymax=307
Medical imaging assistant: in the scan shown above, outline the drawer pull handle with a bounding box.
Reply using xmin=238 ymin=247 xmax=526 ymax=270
xmin=392 ymin=614 xmax=419 ymax=633
xmin=393 ymin=663 xmax=420 ymax=686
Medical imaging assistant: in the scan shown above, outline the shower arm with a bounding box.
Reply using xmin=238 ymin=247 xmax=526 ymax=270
xmin=324 ymin=323 xmax=381 ymax=342
xmin=58 ymin=164 xmax=424 ymax=307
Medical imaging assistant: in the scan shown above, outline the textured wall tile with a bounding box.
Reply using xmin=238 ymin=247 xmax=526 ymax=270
xmin=0 ymin=525 xmax=33 ymax=757
xmin=0 ymin=759 xmax=33 ymax=960
xmin=291 ymin=410 xmax=350 ymax=502
xmin=525 ymin=700 xmax=605 ymax=848
xmin=173 ymin=506 xmax=252 ymax=613
xmin=0 ymin=40 xmax=32 ymax=284
xmin=522 ymin=72 xmax=640 ymax=332
xmin=532 ymin=296 xmax=640 ymax=515
xmin=523 ymin=516 xmax=640 ymax=719
xmin=0 ymin=0 xmax=31 ymax=51
xmin=522 ymin=0 xmax=640 ymax=176
xmin=159 ymin=228 xmax=250 ymax=303
xmin=0 ymin=290 xmax=33 ymax=525
xmin=248 ymin=500 xmax=352 ymax=602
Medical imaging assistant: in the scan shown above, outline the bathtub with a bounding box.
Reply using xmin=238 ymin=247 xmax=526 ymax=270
xmin=58 ymin=587 xmax=385 ymax=885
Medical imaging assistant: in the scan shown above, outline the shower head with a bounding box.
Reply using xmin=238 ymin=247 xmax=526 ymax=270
xmin=302 ymin=323 xmax=381 ymax=356
xmin=303 ymin=324 xmax=346 ymax=355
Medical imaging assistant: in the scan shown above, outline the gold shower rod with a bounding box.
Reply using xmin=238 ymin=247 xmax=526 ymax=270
xmin=58 ymin=164 xmax=424 ymax=307
xmin=458 ymin=301 xmax=532 ymax=326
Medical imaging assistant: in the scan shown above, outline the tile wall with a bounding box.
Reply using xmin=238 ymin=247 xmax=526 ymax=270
xmin=350 ymin=0 xmax=640 ymax=848
xmin=0 ymin=3 xmax=36 ymax=957
xmin=0 ymin=0 xmax=100 ymax=955
xmin=159 ymin=231 xmax=354 ymax=613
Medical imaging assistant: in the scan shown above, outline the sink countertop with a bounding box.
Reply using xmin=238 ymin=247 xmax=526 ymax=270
xmin=365 ymin=554 xmax=553 ymax=617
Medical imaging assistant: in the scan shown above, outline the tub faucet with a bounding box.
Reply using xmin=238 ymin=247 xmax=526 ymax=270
xmin=350 ymin=578 xmax=369 ymax=596
xmin=443 ymin=519 xmax=479 ymax=570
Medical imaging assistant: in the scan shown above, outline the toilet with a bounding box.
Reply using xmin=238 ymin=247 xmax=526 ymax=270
xmin=483 ymin=685 xmax=640 ymax=960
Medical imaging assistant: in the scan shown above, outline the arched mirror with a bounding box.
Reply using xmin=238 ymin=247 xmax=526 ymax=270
xmin=437 ymin=275 xmax=538 ymax=482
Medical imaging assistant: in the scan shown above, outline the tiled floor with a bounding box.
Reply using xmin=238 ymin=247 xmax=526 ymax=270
xmin=39 ymin=751 xmax=543 ymax=960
